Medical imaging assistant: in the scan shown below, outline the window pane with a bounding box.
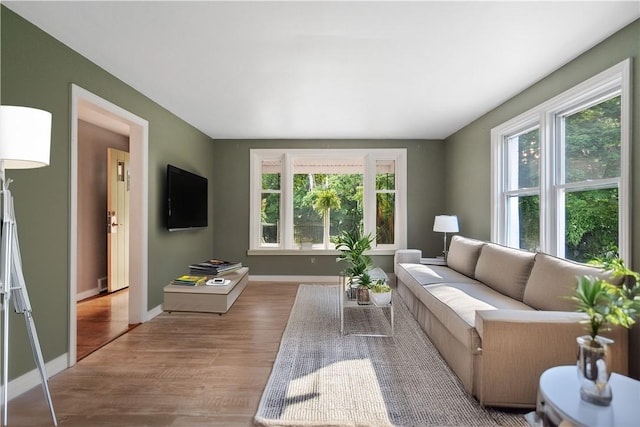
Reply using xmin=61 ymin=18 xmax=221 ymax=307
xmin=261 ymin=160 xmax=281 ymax=190
xmin=293 ymin=174 xmax=323 ymax=247
xmin=564 ymin=96 xmax=621 ymax=183
xmin=506 ymin=194 xmax=539 ymax=252
xmin=565 ymin=188 xmax=618 ymax=263
xmin=328 ymin=174 xmax=363 ymax=238
xmin=261 ymin=193 xmax=280 ymax=244
xmin=293 ymin=171 xmax=363 ymax=248
xmin=376 ymin=160 xmax=395 ymax=190
xmin=376 ymin=193 xmax=394 ymax=244
xmin=507 ymin=128 xmax=539 ymax=190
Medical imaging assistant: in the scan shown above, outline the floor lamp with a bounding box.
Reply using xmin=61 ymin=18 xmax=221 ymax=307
xmin=433 ymin=215 xmax=459 ymax=261
xmin=0 ymin=106 xmax=57 ymax=426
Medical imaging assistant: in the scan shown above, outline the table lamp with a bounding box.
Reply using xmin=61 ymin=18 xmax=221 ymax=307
xmin=433 ymin=215 xmax=459 ymax=260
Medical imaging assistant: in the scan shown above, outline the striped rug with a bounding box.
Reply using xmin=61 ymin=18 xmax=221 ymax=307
xmin=255 ymin=284 xmax=527 ymax=426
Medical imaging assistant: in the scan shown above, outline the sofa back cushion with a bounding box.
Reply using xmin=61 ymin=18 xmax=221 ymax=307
xmin=474 ymin=243 xmax=535 ymax=301
xmin=447 ymin=236 xmax=485 ymax=279
xmin=523 ymin=253 xmax=612 ymax=311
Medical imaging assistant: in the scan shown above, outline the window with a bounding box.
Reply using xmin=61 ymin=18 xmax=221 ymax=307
xmin=250 ymin=149 xmax=407 ymax=254
xmin=492 ymin=59 xmax=631 ymax=263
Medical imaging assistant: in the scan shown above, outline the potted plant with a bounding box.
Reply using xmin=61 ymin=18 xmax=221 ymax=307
xmin=356 ymin=271 xmax=372 ymax=305
xmin=572 ymin=258 xmax=640 ymax=405
xmin=335 ymin=229 xmax=374 ymax=299
xmin=369 ymin=280 xmax=392 ymax=306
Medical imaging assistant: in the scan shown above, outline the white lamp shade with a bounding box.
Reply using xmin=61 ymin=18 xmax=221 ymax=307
xmin=0 ymin=106 xmax=52 ymax=169
xmin=433 ymin=215 xmax=459 ymax=233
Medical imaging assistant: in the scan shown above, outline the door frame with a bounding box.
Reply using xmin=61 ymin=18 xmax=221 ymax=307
xmin=70 ymin=84 xmax=149 ymax=366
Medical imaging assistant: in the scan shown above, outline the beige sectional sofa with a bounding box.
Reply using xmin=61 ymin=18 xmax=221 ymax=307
xmin=394 ymin=235 xmax=628 ymax=408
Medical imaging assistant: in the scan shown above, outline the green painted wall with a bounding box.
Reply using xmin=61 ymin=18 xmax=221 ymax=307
xmin=1 ymin=7 xmax=215 ymax=378
xmin=212 ymin=139 xmax=445 ymax=275
xmin=444 ymin=19 xmax=640 ymax=378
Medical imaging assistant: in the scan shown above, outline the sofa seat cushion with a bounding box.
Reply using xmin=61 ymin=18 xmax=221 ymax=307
xmin=418 ymin=282 xmax=534 ymax=351
xmin=447 ymin=236 xmax=485 ymax=278
xmin=474 ymin=243 xmax=535 ymax=301
xmin=397 ymin=263 xmax=479 ymax=287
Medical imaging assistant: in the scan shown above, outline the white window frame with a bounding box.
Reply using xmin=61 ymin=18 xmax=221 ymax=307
xmin=249 ymin=148 xmax=407 ymax=255
xmin=491 ymin=58 xmax=631 ymax=261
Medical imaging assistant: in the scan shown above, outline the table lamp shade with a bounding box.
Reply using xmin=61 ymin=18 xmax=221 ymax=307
xmin=0 ymin=106 xmax=52 ymax=169
xmin=433 ymin=215 xmax=459 ymax=233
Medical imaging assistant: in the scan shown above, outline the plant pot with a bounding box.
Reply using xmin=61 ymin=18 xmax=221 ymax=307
xmin=356 ymin=285 xmax=371 ymax=305
xmin=299 ymin=241 xmax=313 ymax=250
xmin=347 ymin=283 xmax=359 ymax=300
xmin=369 ymin=290 xmax=392 ymax=306
xmin=576 ymin=335 xmax=613 ymax=406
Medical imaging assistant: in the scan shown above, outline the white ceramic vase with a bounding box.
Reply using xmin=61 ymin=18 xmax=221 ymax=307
xmin=369 ymin=290 xmax=392 ymax=306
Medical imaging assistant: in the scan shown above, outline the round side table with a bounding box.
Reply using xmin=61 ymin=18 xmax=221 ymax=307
xmin=537 ymin=365 xmax=640 ymax=426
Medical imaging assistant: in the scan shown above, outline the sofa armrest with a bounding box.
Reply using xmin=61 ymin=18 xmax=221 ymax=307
xmin=394 ymin=249 xmax=422 ymax=275
xmin=475 ymin=310 xmax=628 ymax=407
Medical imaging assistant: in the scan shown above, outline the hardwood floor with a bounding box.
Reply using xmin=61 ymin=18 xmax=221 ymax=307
xmin=76 ymin=288 xmax=136 ymax=360
xmin=8 ymin=281 xmax=300 ymax=426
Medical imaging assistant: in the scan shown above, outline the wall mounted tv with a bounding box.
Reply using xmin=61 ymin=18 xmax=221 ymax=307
xmin=166 ymin=164 xmax=208 ymax=231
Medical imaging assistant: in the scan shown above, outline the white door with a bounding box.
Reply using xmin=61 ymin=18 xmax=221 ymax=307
xmin=107 ymin=148 xmax=130 ymax=293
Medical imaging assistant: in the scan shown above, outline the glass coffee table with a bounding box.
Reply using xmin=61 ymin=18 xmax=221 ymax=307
xmin=339 ymin=276 xmax=394 ymax=337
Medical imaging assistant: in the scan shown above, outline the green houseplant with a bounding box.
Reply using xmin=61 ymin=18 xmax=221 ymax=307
xmin=572 ymin=258 xmax=640 ymax=405
xmin=356 ymin=271 xmax=372 ymax=305
xmin=335 ymin=229 xmax=374 ymax=300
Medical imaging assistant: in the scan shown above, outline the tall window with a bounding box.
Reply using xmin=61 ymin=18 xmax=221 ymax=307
xmin=260 ymin=158 xmax=281 ymax=246
xmin=504 ymin=126 xmax=541 ymax=252
xmin=558 ymin=95 xmax=622 ymax=261
xmin=492 ymin=59 xmax=631 ymax=263
xmin=250 ymin=149 xmax=407 ymax=254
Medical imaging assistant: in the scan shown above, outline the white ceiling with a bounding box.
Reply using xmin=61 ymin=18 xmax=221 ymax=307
xmin=4 ymin=1 xmax=639 ymax=140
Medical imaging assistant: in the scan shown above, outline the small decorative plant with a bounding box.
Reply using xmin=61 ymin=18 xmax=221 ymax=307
xmin=572 ymin=256 xmax=639 ymax=405
xmin=370 ymin=280 xmax=391 ymax=294
xmin=356 ymin=271 xmax=372 ymax=305
xmin=573 ymin=257 xmax=640 ymax=342
xmin=369 ymin=279 xmax=392 ymax=306
xmin=357 ymin=272 xmax=372 ymax=289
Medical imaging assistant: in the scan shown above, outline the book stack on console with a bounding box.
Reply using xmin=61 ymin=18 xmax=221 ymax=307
xmin=171 ymin=275 xmax=207 ymax=286
xmin=189 ymin=259 xmax=242 ymax=276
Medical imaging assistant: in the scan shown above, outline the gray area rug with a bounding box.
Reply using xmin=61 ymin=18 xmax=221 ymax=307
xmin=255 ymin=284 xmax=528 ymax=426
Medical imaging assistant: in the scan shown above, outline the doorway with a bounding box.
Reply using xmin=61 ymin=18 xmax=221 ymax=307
xmin=70 ymin=85 xmax=149 ymax=366
xmin=75 ymin=124 xmax=130 ymax=359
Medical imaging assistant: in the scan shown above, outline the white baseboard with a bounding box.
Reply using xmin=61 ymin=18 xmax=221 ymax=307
xmin=8 ymin=353 xmax=68 ymax=401
xmin=76 ymin=287 xmax=100 ymax=302
xmin=145 ymin=304 xmax=163 ymax=321
xmin=76 ymin=276 xmax=108 ymax=301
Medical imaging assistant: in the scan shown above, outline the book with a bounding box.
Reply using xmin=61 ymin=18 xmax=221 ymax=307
xmin=189 ymin=259 xmax=242 ymax=275
xmin=171 ymin=275 xmax=208 ymax=286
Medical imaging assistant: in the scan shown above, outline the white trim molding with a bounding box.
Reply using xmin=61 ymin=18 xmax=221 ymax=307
xmin=249 ymin=148 xmax=407 ymax=254
xmin=70 ymin=84 xmax=149 ymax=367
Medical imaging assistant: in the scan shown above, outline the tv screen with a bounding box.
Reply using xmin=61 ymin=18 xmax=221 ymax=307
xmin=166 ymin=164 xmax=208 ymax=231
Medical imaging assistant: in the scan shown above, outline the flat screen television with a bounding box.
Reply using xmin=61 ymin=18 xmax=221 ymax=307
xmin=166 ymin=164 xmax=208 ymax=231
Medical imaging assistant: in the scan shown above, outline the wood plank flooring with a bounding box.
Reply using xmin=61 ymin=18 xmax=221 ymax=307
xmin=76 ymin=288 xmax=135 ymax=360
xmin=8 ymin=281 xmax=300 ymax=426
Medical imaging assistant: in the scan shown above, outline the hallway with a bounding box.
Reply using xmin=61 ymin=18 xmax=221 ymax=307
xmin=76 ymin=289 xmax=137 ymax=360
